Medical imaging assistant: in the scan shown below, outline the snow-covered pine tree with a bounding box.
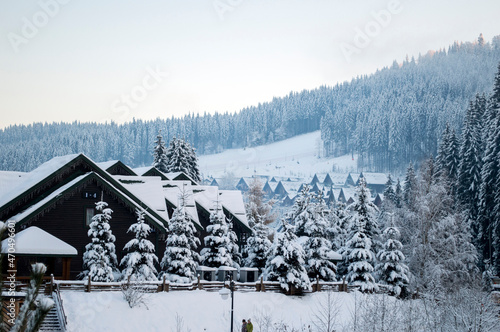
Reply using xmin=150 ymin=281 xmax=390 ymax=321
xmin=201 ymin=207 xmax=233 ymax=268
xmin=264 ymin=221 xmax=311 ymax=293
xmin=352 ymin=178 xmax=380 ymax=253
xmin=328 ymin=202 xmax=350 ymax=252
xmin=394 ymin=178 xmax=403 ymax=208
xmin=153 ymin=131 xmax=168 ymax=173
xmin=227 ymin=221 xmax=241 ymax=269
xmin=184 ymin=140 xmax=202 ymax=183
xmin=436 ymin=124 xmax=452 ymax=178
xmin=403 ymin=163 xmax=418 ymax=210
xmin=82 ymin=200 xmax=118 ymax=282
xmin=120 ymin=209 xmax=159 ymax=281
xmin=489 ymin=63 xmax=500 ymax=274
xmin=287 ymin=185 xmax=313 ymax=236
xmin=303 ymin=191 xmax=338 ymax=281
xmin=436 ymin=124 xmax=460 ymax=186
xmin=344 ymin=218 xmax=377 ymax=293
xmin=161 ymin=204 xmax=200 ymax=281
xmin=383 ymin=174 xmax=396 ymax=206
xmin=478 ymin=63 xmax=500 ymax=270
xmin=165 ymin=137 xmax=201 ymax=183
xmin=375 ymin=222 xmax=410 ymax=297
xmin=244 ymin=218 xmax=272 ymax=272
xmin=457 ymin=98 xmax=484 ymax=244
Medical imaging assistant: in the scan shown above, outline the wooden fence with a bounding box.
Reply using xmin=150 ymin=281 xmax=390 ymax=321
xmin=49 ymin=275 xmax=351 ymax=295
xmin=2 ymin=274 xmax=353 ymax=297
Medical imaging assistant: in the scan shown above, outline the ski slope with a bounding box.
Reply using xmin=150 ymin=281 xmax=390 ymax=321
xmin=199 ymin=131 xmax=358 ymax=179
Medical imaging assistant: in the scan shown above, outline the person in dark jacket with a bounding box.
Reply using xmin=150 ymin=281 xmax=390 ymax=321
xmin=246 ymin=319 xmax=253 ymax=332
xmin=241 ymin=319 xmax=247 ymax=332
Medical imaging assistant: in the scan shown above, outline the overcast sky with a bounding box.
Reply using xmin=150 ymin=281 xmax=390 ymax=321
xmin=1 ymin=0 xmax=499 ymax=129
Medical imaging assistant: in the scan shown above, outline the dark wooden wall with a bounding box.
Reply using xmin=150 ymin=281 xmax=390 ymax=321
xmin=21 ymin=179 xmax=166 ymax=279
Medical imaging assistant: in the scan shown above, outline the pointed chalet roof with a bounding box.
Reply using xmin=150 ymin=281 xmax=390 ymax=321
xmin=191 ymin=186 xmax=251 ymax=232
xmin=310 ymin=174 xmax=320 ymax=185
xmin=358 ymin=172 xmax=388 ymax=185
xmin=219 ymin=190 xmax=249 ymax=229
xmin=0 ymin=154 xmax=169 ymax=231
xmin=0 ymin=171 xmax=27 ymax=191
xmin=114 ymin=176 xmax=169 ymax=222
xmin=3 ymin=172 xmax=168 ymax=232
xmin=97 ymin=160 xmax=136 ymax=176
xmin=323 ymin=173 xmax=334 ymax=187
xmin=162 ymin=180 xmax=201 ymax=230
xmin=133 ymin=166 xmax=169 ymax=180
xmin=1 ymin=226 xmax=77 ymax=256
xmin=0 ymin=154 xmax=80 ymax=209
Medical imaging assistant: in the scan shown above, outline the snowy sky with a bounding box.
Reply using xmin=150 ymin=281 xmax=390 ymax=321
xmin=1 ymin=0 xmax=499 ymax=129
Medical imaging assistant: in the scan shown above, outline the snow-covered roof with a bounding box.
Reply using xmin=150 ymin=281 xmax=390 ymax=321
xmin=5 ymin=174 xmax=88 ymax=224
xmin=114 ymin=176 xmax=170 ymax=222
xmin=132 ymin=166 xmax=157 ymax=177
xmin=165 ymin=172 xmax=197 ymax=184
xmin=190 ymin=185 xmax=218 ymax=214
xmin=360 ymin=172 xmax=388 ymax=185
xmin=162 ymin=180 xmax=201 ymax=228
xmin=328 ymin=173 xmax=349 ymax=186
xmin=96 ymin=160 xmax=119 ymax=171
xmin=0 ymin=171 xmax=27 ymax=192
xmin=341 ymin=187 xmax=356 ymax=202
xmin=217 ymin=266 xmax=237 ymax=271
xmin=280 ymin=181 xmax=303 ymax=194
xmin=1 ymin=226 xmax=77 ymax=256
xmin=5 ymin=172 xmax=168 ymax=232
xmin=219 ymin=190 xmax=249 ymax=228
xmin=196 ymin=266 xmax=217 ymax=271
xmin=0 ymin=154 xmax=80 ymax=208
xmin=191 ymin=186 xmax=249 ymax=230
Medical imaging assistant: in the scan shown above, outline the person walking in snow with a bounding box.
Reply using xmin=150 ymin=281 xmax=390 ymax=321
xmin=246 ymin=319 xmax=253 ymax=332
xmin=241 ymin=319 xmax=247 ymax=332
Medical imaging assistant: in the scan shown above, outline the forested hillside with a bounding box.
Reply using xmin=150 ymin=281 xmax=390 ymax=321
xmin=1 ymin=35 xmax=499 ymax=172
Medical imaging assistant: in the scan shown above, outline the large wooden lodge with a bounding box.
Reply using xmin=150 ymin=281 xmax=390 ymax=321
xmin=0 ymin=154 xmax=251 ymax=279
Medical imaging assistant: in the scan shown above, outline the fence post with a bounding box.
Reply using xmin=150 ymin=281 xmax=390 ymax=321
xmin=341 ymin=276 xmax=346 ymax=292
xmin=86 ymin=275 xmax=91 ymax=293
xmin=50 ymin=274 xmax=54 ymax=294
xmin=315 ymin=276 xmax=320 ymax=293
xmin=197 ymin=274 xmax=202 ymax=290
xmin=260 ymin=277 xmax=265 ymax=292
xmin=162 ymin=275 xmax=166 ymax=292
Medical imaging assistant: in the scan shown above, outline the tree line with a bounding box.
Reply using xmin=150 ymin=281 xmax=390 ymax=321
xmin=1 ymin=35 xmax=499 ymax=173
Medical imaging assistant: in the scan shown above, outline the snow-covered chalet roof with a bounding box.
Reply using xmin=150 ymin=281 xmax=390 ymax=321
xmin=191 ymin=186 xmax=250 ymax=230
xmin=0 ymin=154 xmax=80 ymax=208
xmin=1 ymin=226 xmax=77 ymax=256
xmin=219 ymin=190 xmax=249 ymax=228
xmin=162 ymin=180 xmax=201 ymax=228
xmin=114 ymin=176 xmax=170 ymax=222
xmin=328 ymin=173 xmax=349 ymax=186
xmin=0 ymin=171 xmax=27 ymax=193
xmin=96 ymin=160 xmax=119 ymax=171
xmin=359 ymin=172 xmax=388 ymax=185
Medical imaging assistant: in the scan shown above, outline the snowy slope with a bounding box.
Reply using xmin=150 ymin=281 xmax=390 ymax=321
xmin=62 ymin=290 xmax=360 ymax=332
xmin=199 ymin=131 xmax=358 ymax=179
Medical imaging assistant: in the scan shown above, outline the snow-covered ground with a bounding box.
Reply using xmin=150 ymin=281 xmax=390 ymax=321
xmin=199 ymin=131 xmax=358 ymax=179
xmin=62 ymin=290 xmax=357 ymax=331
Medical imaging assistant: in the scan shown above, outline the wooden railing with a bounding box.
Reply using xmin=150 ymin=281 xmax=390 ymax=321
xmin=50 ymin=276 xmax=350 ymax=294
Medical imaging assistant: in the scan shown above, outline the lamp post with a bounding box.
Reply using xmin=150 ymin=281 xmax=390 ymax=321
xmin=219 ymin=273 xmax=235 ymax=332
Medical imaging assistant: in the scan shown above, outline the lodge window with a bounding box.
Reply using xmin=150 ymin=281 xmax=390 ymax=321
xmin=85 ymin=207 xmax=95 ymax=226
